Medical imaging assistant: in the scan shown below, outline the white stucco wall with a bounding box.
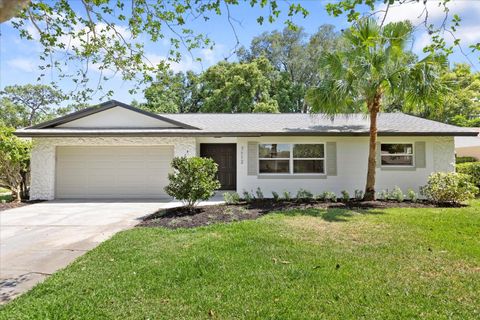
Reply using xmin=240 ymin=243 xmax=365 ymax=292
xmin=30 ymin=137 xmax=195 ymax=200
xmin=58 ymin=106 xmax=179 ymax=128
xmin=30 ymin=135 xmax=455 ymax=200
xmin=236 ymin=136 xmax=455 ymax=197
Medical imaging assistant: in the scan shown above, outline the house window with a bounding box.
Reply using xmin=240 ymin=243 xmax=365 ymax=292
xmin=293 ymin=144 xmax=325 ymax=173
xmin=381 ymin=143 xmax=414 ymax=166
xmin=258 ymin=143 xmax=325 ymax=174
xmin=258 ymin=144 xmax=290 ymax=173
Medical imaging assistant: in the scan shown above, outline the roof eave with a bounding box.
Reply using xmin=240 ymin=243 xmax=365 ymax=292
xmin=14 ymin=131 xmax=478 ymax=138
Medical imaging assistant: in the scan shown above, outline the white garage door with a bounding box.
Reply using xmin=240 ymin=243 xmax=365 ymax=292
xmin=56 ymin=146 xmax=173 ymax=198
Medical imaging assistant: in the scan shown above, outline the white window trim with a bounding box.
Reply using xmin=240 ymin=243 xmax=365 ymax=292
xmin=380 ymin=143 xmax=415 ymax=167
xmin=258 ymin=143 xmax=326 ymax=175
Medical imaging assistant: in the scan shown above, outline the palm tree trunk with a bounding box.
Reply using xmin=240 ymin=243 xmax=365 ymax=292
xmin=364 ymin=93 xmax=381 ymax=201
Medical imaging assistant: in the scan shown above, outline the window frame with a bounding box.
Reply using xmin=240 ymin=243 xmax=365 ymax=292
xmin=380 ymin=143 xmax=415 ymax=167
xmin=258 ymin=143 xmax=326 ymax=175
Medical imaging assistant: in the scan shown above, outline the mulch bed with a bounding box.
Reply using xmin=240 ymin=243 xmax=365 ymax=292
xmin=138 ymin=199 xmax=457 ymax=229
xmin=0 ymin=200 xmax=43 ymax=212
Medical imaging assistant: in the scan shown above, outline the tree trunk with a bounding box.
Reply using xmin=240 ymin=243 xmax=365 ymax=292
xmin=20 ymin=170 xmax=29 ymax=200
xmin=363 ymin=93 xmax=382 ymax=201
xmin=12 ymin=188 xmax=22 ymax=203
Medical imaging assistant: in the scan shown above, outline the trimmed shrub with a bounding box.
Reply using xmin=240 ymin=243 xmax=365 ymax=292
xmin=340 ymin=190 xmax=350 ymax=202
xmin=354 ymin=189 xmax=363 ymax=201
xmin=223 ymin=192 xmax=240 ymax=204
xmin=406 ymin=189 xmax=418 ymax=202
xmin=320 ymin=191 xmax=337 ymax=202
xmin=283 ymin=191 xmax=292 ymax=201
xmin=271 ymin=191 xmax=280 ymax=201
xmin=242 ymin=190 xmax=254 ymax=203
xmin=296 ymin=188 xmax=313 ymax=201
xmin=456 ymin=162 xmax=480 ymax=186
xmin=456 ymin=156 xmax=478 ymax=164
xmin=421 ymin=172 xmax=479 ymax=204
xmin=388 ymin=186 xmax=404 ymax=202
xmin=165 ymin=156 xmax=221 ymax=209
xmin=255 ymin=187 xmax=264 ymax=200
xmin=377 ymin=190 xmax=388 ymax=201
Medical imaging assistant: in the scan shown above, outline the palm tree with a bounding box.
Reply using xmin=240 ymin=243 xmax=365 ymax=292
xmin=306 ymin=18 xmax=446 ymax=201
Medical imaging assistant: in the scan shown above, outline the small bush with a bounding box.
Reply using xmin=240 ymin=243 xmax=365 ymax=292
xmin=340 ymin=190 xmax=350 ymax=202
xmin=354 ymin=189 xmax=363 ymax=201
xmin=255 ymin=187 xmax=264 ymax=200
xmin=165 ymin=157 xmax=221 ymax=209
xmin=223 ymin=192 xmax=240 ymax=204
xmin=283 ymin=191 xmax=292 ymax=201
xmin=242 ymin=190 xmax=254 ymax=203
xmin=377 ymin=190 xmax=388 ymax=201
xmin=421 ymin=172 xmax=479 ymax=204
xmin=317 ymin=191 xmax=337 ymax=202
xmin=456 ymin=162 xmax=480 ymax=186
xmin=456 ymin=156 xmax=478 ymax=164
xmin=271 ymin=191 xmax=280 ymax=201
xmin=388 ymin=186 xmax=404 ymax=202
xmin=406 ymin=189 xmax=418 ymax=202
xmin=296 ymin=188 xmax=313 ymax=201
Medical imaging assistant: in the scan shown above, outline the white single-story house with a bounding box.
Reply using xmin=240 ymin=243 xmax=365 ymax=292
xmin=15 ymin=100 xmax=478 ymax=200
xmin=455 ymin=128 xmax=480 ymax=160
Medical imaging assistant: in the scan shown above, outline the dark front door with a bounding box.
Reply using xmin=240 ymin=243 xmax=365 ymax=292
xmin=200 ymin=143 xmax=237 ymax=190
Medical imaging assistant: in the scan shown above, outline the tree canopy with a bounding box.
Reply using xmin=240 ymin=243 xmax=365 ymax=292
xmin=2 ymin=0 xmax=308 ymax=101
xmin=143 ymin=70 xmax=201 ymax=114
xmin=238 ymin=25 xmax=341 ymax=112
xmin=141 ymin=25 xmax=342 ymax=114
xmin=0 ymin=84 xmax=67 ymax=127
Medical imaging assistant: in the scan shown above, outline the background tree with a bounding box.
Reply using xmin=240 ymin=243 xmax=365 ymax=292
xmin=0 ymin=97 xmax=29 ymax=128
xmin=437 ymin=64 xmax=480 ymax=126
xmin=0 ymin=127 xmax=31 ymax=201
xmin=200 ymin=57 xmax=277 ymax=113
xmin=306 ymin=18 xmax=446 ymax=200
xmin=143 ymin=70 xmax=201 ymax=113
xmin=0 ymin=84 xmax=67 ymax=127
xmin=384 ymin=63 xmax=480 ymax=126
xmin=252 ymin=100 xmax=280 ymax=113
xmin=238 ymin=25 xmax=341 ymax=112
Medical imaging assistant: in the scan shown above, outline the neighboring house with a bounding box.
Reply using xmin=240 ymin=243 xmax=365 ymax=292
xmin=455 ymin=128 xmax=480 ymax=160
xmin=15 ymin=100 xmax=477 ymax=200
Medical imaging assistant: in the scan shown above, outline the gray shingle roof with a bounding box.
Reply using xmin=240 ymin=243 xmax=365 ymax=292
xmin=15 ymin=112 xmax=477 ymax=137
xmin=14 ymin=100 xmax=477 ymax=137
xmin=164 ymin=113 xmax=477 ymax=135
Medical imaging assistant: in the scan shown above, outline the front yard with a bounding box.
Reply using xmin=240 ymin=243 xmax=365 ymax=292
xmin=1 ymin=202 xmax=479 ymax=319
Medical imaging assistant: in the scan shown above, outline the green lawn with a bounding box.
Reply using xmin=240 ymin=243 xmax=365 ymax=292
xmin=2 ymin=202 xmax=480 ymax=319
xmin=0 ymin=188 xmax=12 ymax=202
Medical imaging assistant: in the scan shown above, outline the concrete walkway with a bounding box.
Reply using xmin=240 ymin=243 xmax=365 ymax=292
xmin=0 ymin=197 xmax=223 ymax=304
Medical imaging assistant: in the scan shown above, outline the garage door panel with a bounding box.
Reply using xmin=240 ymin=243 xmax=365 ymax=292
xmin=56 ymin=146 xmax=173 ymax=198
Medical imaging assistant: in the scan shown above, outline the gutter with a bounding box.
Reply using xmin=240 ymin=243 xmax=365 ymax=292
xmin=14 ymin=131 xmax=479 ymax=138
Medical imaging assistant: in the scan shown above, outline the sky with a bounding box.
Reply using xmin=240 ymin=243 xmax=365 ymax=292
xmin=1 ymin=0 xmax=480 ymax=106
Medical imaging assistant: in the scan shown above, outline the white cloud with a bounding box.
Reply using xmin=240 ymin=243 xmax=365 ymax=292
xmin=411 ymin=20 xmax=480 ymax=53
xmin=200 ymin=44 xmax=226 ymax=65
xmin=144 ymin=53 xmax=201 ymax=73
xmin=374 ymin=1 xmax=480 ymax=56
xmin=376 ymin=0 xmax=480 ymax=26
xmin=7 ymin=58 xmax=36 ymax=72
xmin=451 ymin=24 xmax=480 ymax=44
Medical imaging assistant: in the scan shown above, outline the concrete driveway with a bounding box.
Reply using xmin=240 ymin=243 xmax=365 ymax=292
xmin=0 ymin=199 xmax=198 ymax=303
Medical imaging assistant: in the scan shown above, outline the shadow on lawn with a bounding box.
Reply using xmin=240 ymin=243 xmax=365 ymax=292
xmin=278 ymin=207 xmax=386 ymax=222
